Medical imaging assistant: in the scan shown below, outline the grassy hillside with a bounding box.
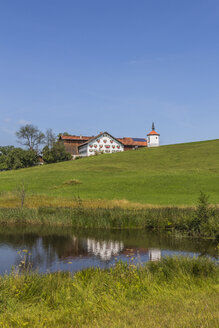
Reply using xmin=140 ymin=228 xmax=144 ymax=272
xmin=1 ymin=139 xmax=219 ymax=206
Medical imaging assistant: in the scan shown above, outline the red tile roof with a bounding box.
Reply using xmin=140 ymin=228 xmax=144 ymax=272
xmin=147 ymin=130 xmax=160 ymax=136
xmin=78 ymin=132 xmax=124 ymax=148
xmin=60 ymin=134 xmax=147 ymax=147
xmin=60 ymin=135 xmax=92 ymax=141
xmin=118 ymin=138 xmax=147 ymax=147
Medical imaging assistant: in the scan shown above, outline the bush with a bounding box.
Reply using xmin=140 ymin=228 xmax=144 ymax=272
xmin=0 ymin=147 xmax=38 ymax=170
xmin=42 ymin=143 xmax=71 ymax=164
xmin=190 ymin=192 xmax=217 ymax=235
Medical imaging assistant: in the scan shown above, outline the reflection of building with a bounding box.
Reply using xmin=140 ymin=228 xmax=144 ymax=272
xmin=87 ymin=239 xmax=124 ymax=261
xmin=60 ymin=237 xmax=162 ymax=262
xmin=122 ymin=248 xmax=149 ymax=256
xmin=148 ymin=248 xmax=161 ymax=261
xmin=122 ymin=247 xmax=161 ymax=262
xmin=59 ymin=236 xmax=89 ymax=260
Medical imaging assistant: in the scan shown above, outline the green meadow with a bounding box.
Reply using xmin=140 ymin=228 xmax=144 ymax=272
xmin=1 ymin=139 xmax=219 ymax=206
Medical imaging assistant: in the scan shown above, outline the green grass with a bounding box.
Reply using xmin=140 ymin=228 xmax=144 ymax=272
xmin=1 ymin=139 xmax=219 ymax=206
xmin=0 ymin=257 xmax=218 ymax=327
xmin=0 ymin=206 xmax=218 ymax=238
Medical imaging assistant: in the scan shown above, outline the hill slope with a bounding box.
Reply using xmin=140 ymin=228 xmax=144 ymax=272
xmin=1 ymin=139 xmax=219 ymax=206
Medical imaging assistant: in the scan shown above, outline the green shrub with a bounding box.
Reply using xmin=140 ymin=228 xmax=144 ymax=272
xmin=190 ymin=192 xmax=218 ymax=236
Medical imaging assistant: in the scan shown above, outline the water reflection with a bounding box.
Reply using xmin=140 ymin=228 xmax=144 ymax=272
xmin=149 ymin=249 xmax=161 ymax=261
xmin=0 ymin=226 xmax=217 ymax=274
xmin=87 ymin=239 xmax=124 ymax=261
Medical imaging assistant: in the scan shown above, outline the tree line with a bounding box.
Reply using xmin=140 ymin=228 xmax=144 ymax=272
xmin=0 ymin=124 xmax=71 ymax=170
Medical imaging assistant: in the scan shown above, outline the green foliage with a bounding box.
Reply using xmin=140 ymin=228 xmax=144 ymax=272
xmin=0 ymin=146 xmax=14 ymax=170
xmin=7 ymin=148 xmax=37 ymax=169
xmin=42 ymin=143 xmax=71 ymax=164
xmin=190 ymin=192 xmax=218 ymax=236
xmin=58 ymin=132 xmax=70 ymax=138
xmin=0 ymin=257 xmax=218 ymax=327
xmin=0 ymin=145 xmax=14 ymax=155
xmin=0 ymin=147 xmax=38 ymax=170
xmin=0 ymin=154 xmax=8 ymax=170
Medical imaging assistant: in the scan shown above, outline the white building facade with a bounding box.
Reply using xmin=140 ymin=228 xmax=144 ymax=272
xmin=78 ymin=132 xmax=124 ymax=157
xmin=147 ymin=122 xmax=160 ymax=147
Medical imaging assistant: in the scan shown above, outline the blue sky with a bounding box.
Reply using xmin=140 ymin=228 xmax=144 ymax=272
xmin=0 ymin=0 xmax=219 ymax=146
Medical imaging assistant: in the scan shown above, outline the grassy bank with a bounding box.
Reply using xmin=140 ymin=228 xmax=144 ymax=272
xmin=0 ymin=205 xmax=218 ymax=239
xmin=0 ymin=257 xmax=218 ymax=327
xmin=1 ymin=139 xmax=219 ymax=206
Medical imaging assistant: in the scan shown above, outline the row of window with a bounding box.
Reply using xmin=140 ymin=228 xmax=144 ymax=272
xmin=89 ymin=145 xmax=121 ymax=149
xmin=89 ymin=149 xmax=122 ymax=153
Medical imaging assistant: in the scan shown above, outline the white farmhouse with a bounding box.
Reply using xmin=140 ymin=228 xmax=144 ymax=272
xmin=78 ymin=132 xmax=124 ymax=157
xmin=147 ymin=122 xmax=160 ymax=147
xmin=59 ymin=123 xmax=160 ymax=157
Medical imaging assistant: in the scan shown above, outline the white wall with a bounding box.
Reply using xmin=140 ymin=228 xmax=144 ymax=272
xmin=147 ymin=135 xmax=160 ymax=147
xmin=79 ymin=133 xmax=124 ymax=157
xmin=78 ymin=144 xmax=88 ymax=157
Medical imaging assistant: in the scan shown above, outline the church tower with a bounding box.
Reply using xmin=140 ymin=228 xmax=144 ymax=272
xmin=147 ymin=122 xmax=160 ymax=147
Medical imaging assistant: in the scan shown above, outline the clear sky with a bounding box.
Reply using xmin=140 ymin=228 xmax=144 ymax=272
xmin=0 ymin=0 xmax=219 ymax=146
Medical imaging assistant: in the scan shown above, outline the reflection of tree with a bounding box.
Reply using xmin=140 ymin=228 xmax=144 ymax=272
xmin=0 ymin=227 xmax=218 ymax=258
xmin=0 ymin=232 xmax=39 ymax=248
xmin=10 ymin=234 xmax=91 ymax=270
xmin=0 ymin=227 xmax=218 ymax=273
xmin=10 ymin=234 xmax=77 ymax=271
xmin=14 ymin=239 xmax=58 ymax=271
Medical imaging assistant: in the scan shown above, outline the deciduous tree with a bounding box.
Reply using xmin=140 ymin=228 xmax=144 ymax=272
xmin=16 ymin=124 xmax=45 ymax=151
xmin=45 ymin=129 xmax=56 ymax=149
xmin=5 ymin=148 xmax=38 ymax=169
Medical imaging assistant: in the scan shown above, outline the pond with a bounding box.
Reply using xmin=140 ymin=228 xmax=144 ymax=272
xmin=0 ymin=225 xmax=218 ymax=275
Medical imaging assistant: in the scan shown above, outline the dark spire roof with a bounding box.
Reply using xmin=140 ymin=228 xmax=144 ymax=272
xmin=147 ymin=122 xmax=160 ymax=136
xmin=152 ymin=122 xmax=155 ymax=131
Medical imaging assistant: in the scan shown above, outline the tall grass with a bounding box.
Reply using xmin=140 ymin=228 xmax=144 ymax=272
xmin=0 ymin=257 xmax=218 ymax=327
xmin=0 ymin=205 xmax=218 ymax=238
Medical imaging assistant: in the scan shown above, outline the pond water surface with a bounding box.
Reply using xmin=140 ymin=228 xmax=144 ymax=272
xmin=0 ymin=226 xmax=218 ymax=275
